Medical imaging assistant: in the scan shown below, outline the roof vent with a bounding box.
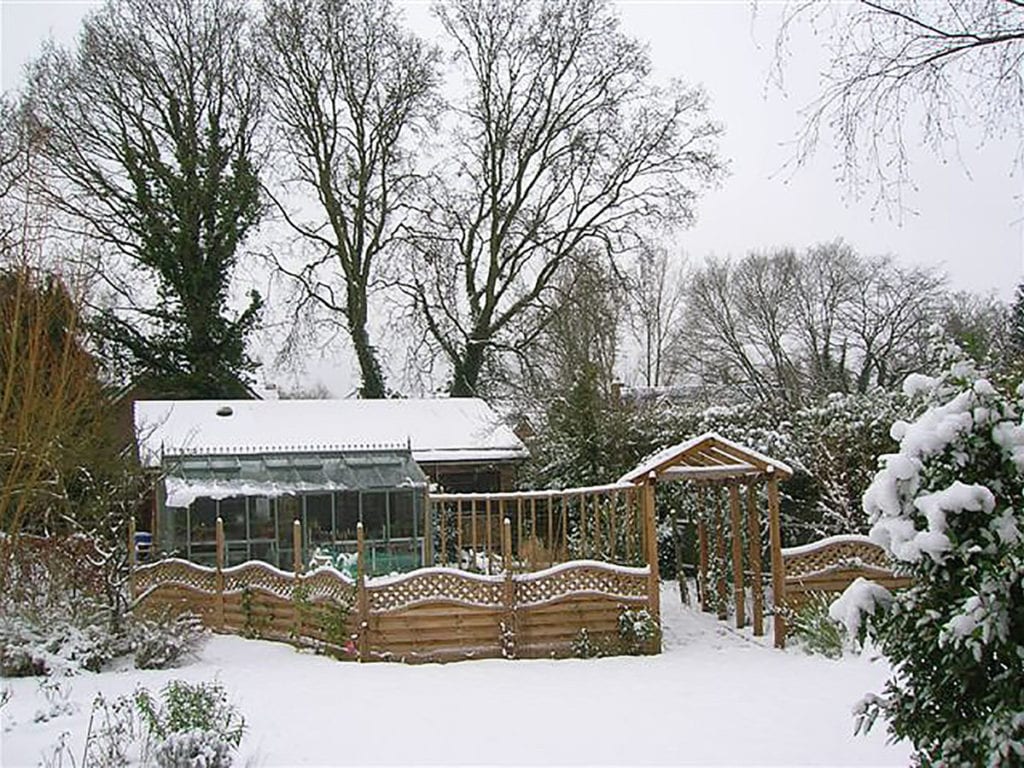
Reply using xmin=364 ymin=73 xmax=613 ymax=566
xmin=216 ymin=405 xmax=234 ymax=417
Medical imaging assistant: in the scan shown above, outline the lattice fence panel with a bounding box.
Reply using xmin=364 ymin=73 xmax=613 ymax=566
xmin=223 ymin=563 xmax=296 ymax=599
xmin=367 ymin=571 xmax=504 ymax=612
xmin=783 ymin=538 xmax=891 ymax=581
xmin=516 ymin=565 xmax=649 ymax=607
xmin=302 ymin=568 xmax=358 ymax=607
xmin=135 ymin=559 xmax=217 ymax=595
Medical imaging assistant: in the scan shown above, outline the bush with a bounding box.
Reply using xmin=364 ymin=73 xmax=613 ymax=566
xmin=617 ymin=607 xmax=659 ymax=655
xmin=132 ymin=612 xmax=208 ymax=670
xmin=786 ymin=593 xmax=846 ymax=659
xmin=135 ymin=680 xmax=246 ymax=768
xmin=570 ymin=628 xmax=604 ymax=659
xmin=847 ymin=355 xmax=1024 ymax=764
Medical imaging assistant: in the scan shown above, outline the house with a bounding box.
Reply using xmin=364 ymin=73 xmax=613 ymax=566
xmin=134 ymin=398 xmax=529 ymax=573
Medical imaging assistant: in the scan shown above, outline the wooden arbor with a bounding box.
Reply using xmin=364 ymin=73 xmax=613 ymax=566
xmin=619 ymin=432 xmax=794 ymax=647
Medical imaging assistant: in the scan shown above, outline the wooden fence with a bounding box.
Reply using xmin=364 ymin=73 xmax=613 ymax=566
xmin=131 ymin=482 xmax=661 ymax=663
xmin=776 ymin=534 xmax=911 ymax=645
xmin=427 ymin=482 xmax=648 ymax=572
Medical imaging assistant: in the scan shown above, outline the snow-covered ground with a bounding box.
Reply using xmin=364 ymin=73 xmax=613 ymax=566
xmin=2 ymin=583 xmax=910 ymax=766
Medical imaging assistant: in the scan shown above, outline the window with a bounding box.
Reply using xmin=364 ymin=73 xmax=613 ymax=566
xmin=190 ymin=498 xmax=217 ymax=544
xmin=388 ymin=491 xmax=416 ymax=539
xmin=305 ymin=494 xmax=333 ymax=545
xmin=335 ymin=492 xmax=360 ymax=541
xmin=248 ymin=497 xmax=274 ymax=540
xmin=219 ymin=497 xmax=247 ymax=540
xmin=361 ymin=493 xmax=387 ymax=540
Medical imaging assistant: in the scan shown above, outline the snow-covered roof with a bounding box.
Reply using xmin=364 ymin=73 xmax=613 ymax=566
xmin=618 ymin=431 xmax=793 ymax=484
xmin=134 ymin=398 xmax=529 ymax=469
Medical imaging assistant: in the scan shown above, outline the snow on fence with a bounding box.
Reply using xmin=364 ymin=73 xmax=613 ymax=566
xmin=778 ymin=535 xmax=911 ymax=633
xmin=131 ymin=482 xmax=661 ymax=663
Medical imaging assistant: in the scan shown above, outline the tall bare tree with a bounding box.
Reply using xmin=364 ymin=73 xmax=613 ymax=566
xmin=686 ymin=251 xmax=803 ymax=406
xmin=781 ymin=1 xmax=1024 ymax=205
xmin=407 ymin=0 xmax=723 ymax=397
xmin=24 ymin=0 xmax=264 ymax=398
xmin=684 ymin=244 xmax=944 ymax=406
xmin=624 ymin=246 xmax=690 ymax=388
xmin=259 ymin=0 xmax=440 ymax=398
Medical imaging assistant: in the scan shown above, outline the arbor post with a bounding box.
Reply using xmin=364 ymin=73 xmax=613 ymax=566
xmin=767 ymin=472 xmax=786 ymax=648
xmin=642 ymin=474 xmax=660 ymax=628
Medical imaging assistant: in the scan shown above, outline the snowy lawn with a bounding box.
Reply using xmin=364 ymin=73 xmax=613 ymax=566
xmin=2 ymin=583 xmax=910 ymax=766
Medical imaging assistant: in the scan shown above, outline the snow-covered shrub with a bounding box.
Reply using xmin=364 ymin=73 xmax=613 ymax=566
xmin=152 ymin=728 xmax=236 ymax=768
xmin=0 ymin=606 xmax=129 ymax=677
xmin=846 ymin=355 xmax=1024 ymax=765
xmin=0 ymin=620 xmax=47 ymax=677
xmin=135 ymin=680 xmax=245 ymax=768
xmin=132 ymin=612 xmax=208 ymax=670
xmin=570 ymin=628 xmax=604 ymax=659
xmin=786 ymin=592 xmax=847 ymax=659
xmin=617 ymin=607 xmax=659 ymax=655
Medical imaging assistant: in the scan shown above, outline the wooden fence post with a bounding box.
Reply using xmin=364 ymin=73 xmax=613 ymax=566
xmin=767 ymin=472 xmax=786 ymax=648
xmin=485 ymin=498 xmax=493 ymax=574
xmin=292 ymin=519 xmax=303 ymax=641
xmin=642 ymin=475 xmax=660 ymax=626
xmin=502 ymin=517 xmax=515 ymax=658
xmin=215 ymin=517 xmax=225 ymax=631
xmin=439 ymin=499 xmax=447 ymax=567
xmin=728 ymin=483 xmax=745 ymax=629
xmin=423 ymin=489 xmax=433 ymax=566
xmin=697 ymin=485 xmax=709 ymax=612
xmin=128 ymin=517 xmax=137 ymax=603
xmin=356 ymin=522 xmax=369 ymax=661
xmin=714 ymin=486 xmax=728 ymax=621
xmin=747 ymin=481 xmax=764 ymax=637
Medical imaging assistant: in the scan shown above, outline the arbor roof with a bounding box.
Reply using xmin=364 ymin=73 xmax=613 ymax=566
xmin=619 ymin=432 xmax=793 ymax=484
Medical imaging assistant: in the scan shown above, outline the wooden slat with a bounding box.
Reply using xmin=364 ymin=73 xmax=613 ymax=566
xmin=747 ymin=482 xmax=764 ymax=637
xmin=768 ymin=475 xmax=785 ymax=649
xmin=728 ymin=483 xmax=745 ymax=628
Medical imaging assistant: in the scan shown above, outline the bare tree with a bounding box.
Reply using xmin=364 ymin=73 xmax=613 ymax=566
xmin=685 ymin=251 xmax=803 ymax=407
xmin=406 ymin=0 xmax=723 ymax=397
xmin=781 ymin=1 xmax=1024 ymax=205
xmin=843 ymin=256 xmax=945 ymax=390
xmin=23 ymin=0 xmax=264 ymax=398
xmin=624 ymin=246 xmax=690 ymax=388
xmin=792 ymin=241 xmax=862 ymax=397
xmin=259 ymin=0 xmax=440 ymax=398
xmin=684 ymin=244 xmax=944 ymax=406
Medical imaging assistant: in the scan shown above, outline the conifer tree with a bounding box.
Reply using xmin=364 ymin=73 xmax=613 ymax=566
xmin=24 ymin=0 xmax=264 ymax=398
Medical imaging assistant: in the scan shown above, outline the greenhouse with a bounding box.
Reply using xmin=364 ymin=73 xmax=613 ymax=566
xmin=155 ymin=450 xmax=429 ymax=574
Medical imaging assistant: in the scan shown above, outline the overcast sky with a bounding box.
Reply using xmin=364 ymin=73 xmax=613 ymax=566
xmin=2 ymin=0 xmax=1022 ymax=391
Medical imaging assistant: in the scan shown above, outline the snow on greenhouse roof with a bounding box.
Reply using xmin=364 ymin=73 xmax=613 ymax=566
xmin=134 ymin=398 xmax=529 ymax=468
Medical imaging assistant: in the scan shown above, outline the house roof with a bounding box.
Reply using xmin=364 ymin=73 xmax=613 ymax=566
xmin=618 ymin=432 xmax=793 ymax=484
xmin=134 ymin=398 xmax=530 ymax=469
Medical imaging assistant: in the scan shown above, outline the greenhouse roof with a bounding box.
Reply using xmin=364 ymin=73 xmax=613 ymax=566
xmin=134 ymin=398 xmax=528 ymax=468
xmin=162 ymin=450 xmax=427 ymax=507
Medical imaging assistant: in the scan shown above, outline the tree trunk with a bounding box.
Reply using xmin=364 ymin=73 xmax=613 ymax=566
xmin=349 ymin=315 xmax=386 ymax=399
xmin=450 ymin=340 xmax=487 ymax=398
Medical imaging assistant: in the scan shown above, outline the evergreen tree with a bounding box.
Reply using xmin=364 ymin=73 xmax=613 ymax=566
xmin=1009 ymin=280 xmax=1024 ymax=362
xmin=25 ymin=0 xmax=264 ymax=398
xmin=841 ymin=353 xmax=1024 ymax=764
